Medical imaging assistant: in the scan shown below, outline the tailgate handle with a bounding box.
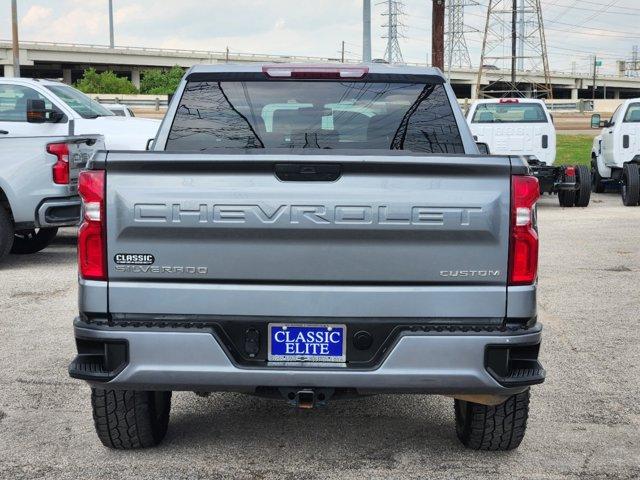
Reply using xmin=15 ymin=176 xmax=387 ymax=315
xmin=275 ymin=163 xmax=341 ymax=181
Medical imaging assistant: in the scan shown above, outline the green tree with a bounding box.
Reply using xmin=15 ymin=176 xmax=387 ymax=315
xmin=75 ymin=68 xmax=138 ymax=94
xmin=140 ymin=66 xmax=185 ymax=95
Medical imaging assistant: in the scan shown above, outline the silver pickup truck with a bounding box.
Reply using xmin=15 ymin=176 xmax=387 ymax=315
xmin=69 ymin=64 xmax=545 ymax=451
xmin=0 ymin=132 xmax=103 ymax=260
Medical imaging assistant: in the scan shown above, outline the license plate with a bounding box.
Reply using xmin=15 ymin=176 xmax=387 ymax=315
xmin=268 ymin=324 xmax=346 ymax=363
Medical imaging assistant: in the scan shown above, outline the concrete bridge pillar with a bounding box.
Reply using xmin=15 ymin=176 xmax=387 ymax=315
xmin=3 ymin=64 xmax=15 ymax=77
xmin=470 ymin=82 xmax=479 ymax=100
xmin=571 ymin=87 xmax=579 ymax=100
xmin=63 ymin=68 xmax=72 ymax=84
xmin=131 ymin=68 xmax=141 ymax=89
xmin=613 ymin=89 xmax=620 ymax=100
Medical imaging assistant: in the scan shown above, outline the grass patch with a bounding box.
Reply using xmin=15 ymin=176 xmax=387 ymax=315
xmin=555 ymin=135 xmax=593 ymax=166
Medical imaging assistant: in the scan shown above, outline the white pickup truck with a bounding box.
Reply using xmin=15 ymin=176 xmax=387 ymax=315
xmin=0 ymin=78 xmax=159 ymax=150
xmin=0 ymin=132 xmax=104 ymax=260
xmin=467 ymin=98 xmax=590 ymax=207
xmin=591 ymin=99 xmax=640 ymax=206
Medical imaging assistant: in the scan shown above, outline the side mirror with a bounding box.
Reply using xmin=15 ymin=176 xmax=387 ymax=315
xmin=476 ymin=142 xmax=491 ymax=155
xmin=26 ymin=99 xmax=47 ymax=123
xmin=145 ymin=138 xmax=154 ymax=151
xmin=591 ymin=114 xmax=601 ymax=129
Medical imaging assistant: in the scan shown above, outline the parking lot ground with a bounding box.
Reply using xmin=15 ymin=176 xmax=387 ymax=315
xmin=0 ymin=193 xmax=639 ymax=480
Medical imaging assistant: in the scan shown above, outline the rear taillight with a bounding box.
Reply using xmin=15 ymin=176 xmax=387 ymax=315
xmin=78 ymin=170 xmax=106 ymax=281
xmin=509 ymin=175 xmax=539 ymax=286
xmin=47 ymin=143 xmax=70 ymax=185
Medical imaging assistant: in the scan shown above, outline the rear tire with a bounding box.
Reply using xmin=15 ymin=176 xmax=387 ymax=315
xmin=0 ymin=207 xmax=14 ymax=261
xmin=454 ymin=389 xmax=530 ymax=451
xmin=10 ymin=227 xmax=58 ymax=254
xmin=621 ymin=163 xmax=640 ymax=207
xmin=91 ymin=388 xmax=172 ymax=449
xmin=574 ymin=165 xmax=591 ymax=207
xmin=558 ymin=188 xmax=575 ymax=207
xmin=591 ymin=157 xmax=605 ymax=193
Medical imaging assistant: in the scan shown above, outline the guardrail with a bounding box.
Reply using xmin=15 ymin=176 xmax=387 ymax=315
xmin=90 ymin=95 xmax=169 ymax=110
xmin=547 ymin=100 xmax=594 ymax=112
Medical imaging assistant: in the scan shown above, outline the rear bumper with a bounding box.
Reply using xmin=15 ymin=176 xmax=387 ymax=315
xmin=69 ymin=319 xmax=544 ymax=396
xmin=36 ymin=196 xmax=81 ymax=228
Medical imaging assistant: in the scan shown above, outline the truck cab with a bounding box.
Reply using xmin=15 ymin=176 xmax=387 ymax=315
xmin=591 ymin=99 xmax=640 ymax=206
xmin=0 ymin=78 xmax=159 ymax=150
xmin=467 ymin=98 xmax=556 ymax=165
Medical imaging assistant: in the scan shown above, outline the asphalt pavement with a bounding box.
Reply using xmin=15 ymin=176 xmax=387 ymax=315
xmin=0 ymin=192 xmax=638 ymax=479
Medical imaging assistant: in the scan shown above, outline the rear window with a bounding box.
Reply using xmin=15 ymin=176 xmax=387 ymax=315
xmin=471 ymin=102 xmax=548 ymax=124
xmin=165 ymin=78 xmax=464 ymax=153
xmin=623 ymin=103 xmax=640 ymax=123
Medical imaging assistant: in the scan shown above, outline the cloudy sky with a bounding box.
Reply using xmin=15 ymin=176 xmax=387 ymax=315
xmin=2 ymin=0 xmax=640 ymax=74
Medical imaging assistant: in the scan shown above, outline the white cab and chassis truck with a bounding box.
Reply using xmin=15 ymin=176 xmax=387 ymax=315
xmin=69 ymin=64 xmax=545 ymax=451
xmin=0 ymin=78 xmax=159 ymax=150
xmin=591 ymin=99 xmax=640 ymax=206
xmin=467 ymin=98 xmax=591 ymax=207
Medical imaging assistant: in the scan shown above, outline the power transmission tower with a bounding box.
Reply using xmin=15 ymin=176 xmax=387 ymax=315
xmin=475 ymin=0 xmax=553 ymax=99
xmin=381 ymin=0 xmax=405 ymax=64
xmin=623 ymin=45 xmax=640 ymax=77
xmin=445 ymin=0 xmax=478 ymax=74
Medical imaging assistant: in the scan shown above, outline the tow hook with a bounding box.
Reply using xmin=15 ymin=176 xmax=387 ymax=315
xmin=279 ymin=387 xmax=334 ymax=408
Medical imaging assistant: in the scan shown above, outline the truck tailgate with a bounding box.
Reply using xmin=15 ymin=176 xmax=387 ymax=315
xmin=102 ymin=152 xmax=514 ymax=318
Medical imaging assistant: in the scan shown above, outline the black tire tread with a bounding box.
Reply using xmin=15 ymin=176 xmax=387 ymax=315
xmin=455 ymin=390 xmax=530 ymax=451
xmin=575 ymin=165 xmax=591 ymax=207
xmin=622 ymin=163 xmax=640 ymax=207
xmin=91 ymin=388 xmax=171 ymax=449
xmin=558 ymin=189 xmax=575 ymax=207
xmin=591 ymin=157 xmax=605 ymax=193
xmin=0 ymin=206 xmax=14 ymax=260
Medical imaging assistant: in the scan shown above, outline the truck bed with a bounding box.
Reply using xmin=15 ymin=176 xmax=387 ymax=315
xmin=87 ymin=150 xmax=527 ymax=321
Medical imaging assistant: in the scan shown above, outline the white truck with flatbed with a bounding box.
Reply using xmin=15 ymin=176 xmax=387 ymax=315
xmin=591 ymin=99 xmax=640 ymax=206
xmin=467 ymin=98 xmax=591 ymax=207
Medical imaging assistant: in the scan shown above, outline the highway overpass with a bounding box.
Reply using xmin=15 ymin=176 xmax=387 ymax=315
xmin=2 ymin=40 xmax=640 ymax=99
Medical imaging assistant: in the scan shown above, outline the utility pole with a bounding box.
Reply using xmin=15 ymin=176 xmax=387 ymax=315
xmin=341 ymin=41 xmax=346 ymax=63
xmin=108 ymin=0 xmax=114 ymax=48
xmin=363 ymin=0 xmax=372 ymax=62
xmin=517 ymin=0 xmax=525 ymax=71
xmin=511 ymin=0 xmax=517 ymax=88
xmin=11 ymin=0 xmax=20 ymax=77
xmin=592 ymin=56 xmax=598 ymax=100
xmin=432 ymin=0 xmax=445 ymax=70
